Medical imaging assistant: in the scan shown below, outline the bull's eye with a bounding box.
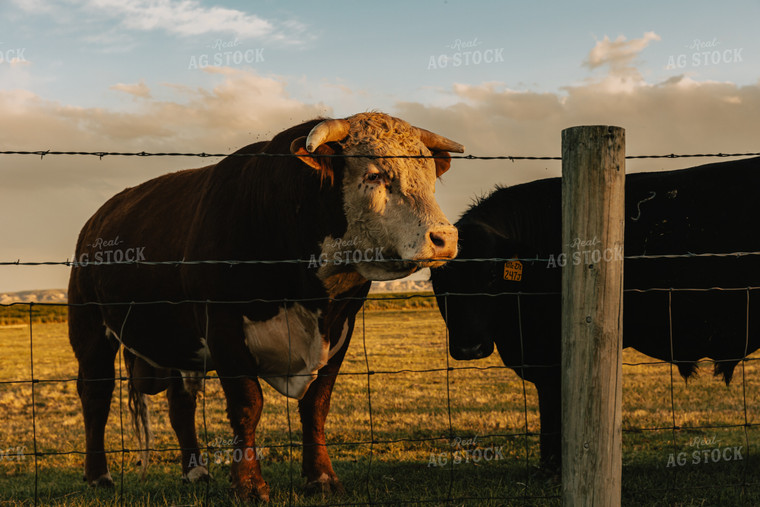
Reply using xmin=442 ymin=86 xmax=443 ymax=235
xmin=364 ymin=166 xmax=383 ymax=184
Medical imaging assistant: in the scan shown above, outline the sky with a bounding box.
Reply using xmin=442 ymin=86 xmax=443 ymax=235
xmin=0 ymin=0 xmax=758 ymax=292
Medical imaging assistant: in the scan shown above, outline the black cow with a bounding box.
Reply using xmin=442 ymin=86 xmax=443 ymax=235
xmin=431 ymin=156 xmax=760 ymax=468
xmin=69 ymin=112 xmax=463 ymax=501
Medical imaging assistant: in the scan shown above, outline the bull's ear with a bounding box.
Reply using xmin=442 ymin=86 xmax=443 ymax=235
xmin=290 ymin=136 xmax=335 ymax=185
xmin=430 ymin=150 xmax=452 ymax=178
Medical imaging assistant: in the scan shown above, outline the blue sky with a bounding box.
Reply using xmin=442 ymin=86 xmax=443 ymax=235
xmin=1 ymin=0 xmax=758 ymax=292
xmin=4 ymin=0 xmax=757 ymax=109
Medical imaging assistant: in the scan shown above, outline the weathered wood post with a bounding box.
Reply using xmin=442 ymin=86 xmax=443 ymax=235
xmin=561 ymin=126 xmax=625 ymax=506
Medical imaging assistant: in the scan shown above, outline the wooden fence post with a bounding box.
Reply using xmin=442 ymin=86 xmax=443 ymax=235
xmin=561 ymin=125 xmax=625 ymax=506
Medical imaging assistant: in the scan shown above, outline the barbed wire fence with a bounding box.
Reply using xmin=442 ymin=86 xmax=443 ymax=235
xmin=1 ymin=148 xmax=759 ymax=505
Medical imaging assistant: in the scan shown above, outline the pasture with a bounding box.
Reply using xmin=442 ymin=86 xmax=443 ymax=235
xmin=1 ymin=298 xmax=759 ymax=505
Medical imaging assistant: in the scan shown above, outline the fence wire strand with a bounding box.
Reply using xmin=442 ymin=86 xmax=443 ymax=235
xmin=9 ymin=249 xmax=760 ymax=268
xmin=1 ymin=149 xmax=759 ymax=160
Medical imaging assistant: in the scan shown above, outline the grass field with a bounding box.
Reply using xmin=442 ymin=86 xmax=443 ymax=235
xmin=1 ymin=300 xmax=760 ymax=506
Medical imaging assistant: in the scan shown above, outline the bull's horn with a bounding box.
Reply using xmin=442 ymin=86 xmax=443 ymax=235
xmin=415 ymin=127 xmax=465 ymax=153
xmin=305 ymin=119 xmax=351 ymax=153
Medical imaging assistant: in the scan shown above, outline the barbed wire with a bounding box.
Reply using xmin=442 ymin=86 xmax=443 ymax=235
xmin=6 ymin=249 xmax=760 ymax=268
xmin=0 ymin=149 xmax=758 ymax=160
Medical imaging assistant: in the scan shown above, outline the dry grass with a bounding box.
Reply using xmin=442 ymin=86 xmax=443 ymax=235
xmin=1 ymin=306 xmax=759 ymax=505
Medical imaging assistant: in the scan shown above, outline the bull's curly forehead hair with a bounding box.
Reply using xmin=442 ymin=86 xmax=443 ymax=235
xmin=341 ymin=112 xmax=423 ymax=155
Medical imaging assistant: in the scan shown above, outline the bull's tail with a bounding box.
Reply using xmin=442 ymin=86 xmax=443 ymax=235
xmin=127 ymin=377 xmax=153 ymax=480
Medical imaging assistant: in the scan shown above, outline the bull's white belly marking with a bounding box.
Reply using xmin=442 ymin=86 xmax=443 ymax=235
xmin=243 ymin=304 xmax=328 ymax=399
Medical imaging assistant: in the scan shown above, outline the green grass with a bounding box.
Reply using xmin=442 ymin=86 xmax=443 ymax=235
xmin=1 ymin=302 xmax=759 ymax=505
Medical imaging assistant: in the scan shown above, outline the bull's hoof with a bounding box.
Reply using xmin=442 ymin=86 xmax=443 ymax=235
xmin=86 ymin=472 xmax=115 ymax=488
xmin=232 ymin=481 xmax=270 ymax=503
xmin=304 ymin=473 xmax=345 ymax=496
xmin=182 ymin=465 xmax=210 ymax=483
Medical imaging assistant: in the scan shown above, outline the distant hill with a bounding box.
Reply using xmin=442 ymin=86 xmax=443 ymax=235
xmin=0 ymin=289 xmax=68 ymax=304
xmin=369 ymin=280 xmax=432 ymax=293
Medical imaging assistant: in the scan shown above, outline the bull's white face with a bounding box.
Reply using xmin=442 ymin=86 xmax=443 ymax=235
xmin=327 ymin=114 xmax=459 ymax=281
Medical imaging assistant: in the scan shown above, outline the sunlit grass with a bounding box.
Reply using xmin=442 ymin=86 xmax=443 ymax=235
xmin=1 ymin=305 xmax=759 ymax=505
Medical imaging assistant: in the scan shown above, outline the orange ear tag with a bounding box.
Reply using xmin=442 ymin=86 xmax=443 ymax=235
xmin=503 ymin=259 xmax=523 ymax=282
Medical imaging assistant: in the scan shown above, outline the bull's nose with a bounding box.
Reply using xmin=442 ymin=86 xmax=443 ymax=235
xmin=428 ymin=226 xmax=458 ymax=260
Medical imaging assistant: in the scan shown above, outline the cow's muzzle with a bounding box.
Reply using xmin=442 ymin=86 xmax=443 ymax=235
xmin=422 ymin=225 xmax=458 ymax=267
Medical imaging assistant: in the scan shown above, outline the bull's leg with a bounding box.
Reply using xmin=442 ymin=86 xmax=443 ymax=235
xmin=216 ymin=372 xmax=268 ymax=501
xmin=70 ymin=307 xmax=119 ymax=487
xmin=205 ymin=313 xmax=269 ymax=502
xmin=167 ymin=372 xmax=208 ymax=483
xmin=535 ymin=375 xmax=562 ymax=471
xmin=298 ymin=343 xmax=349 ymax=496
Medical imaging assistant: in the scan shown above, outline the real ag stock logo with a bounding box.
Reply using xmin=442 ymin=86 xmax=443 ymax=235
xmin=188 ymin=38 xmax=265 ymax=70
xmin=666 ymin=434 xmax=743 ymax=467
xmin=427 ymin=435 xmax=505 ymax=467
xmin=0 ymin=445 xmax=26 ymax=462
xmin=666 ymin=38 xmax=744 ymax=70
xmin=74 ymin=236 xmax=146 ymax=266
xmin=0 ymin=43 xmax=27 ymax=65
xmin=546 ymin=236 xmax=624 ymax=268
xmin=308 ymin=236 xmax=385 ymax=268
xmin=187 ymin=435 xmax=266 ymax=468
xmin=427 ymin=37 xmax=505 ymax=70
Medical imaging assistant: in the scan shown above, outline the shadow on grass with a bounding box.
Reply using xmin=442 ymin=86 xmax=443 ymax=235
xmin=1 ymin=456 xmax=562 ymax=506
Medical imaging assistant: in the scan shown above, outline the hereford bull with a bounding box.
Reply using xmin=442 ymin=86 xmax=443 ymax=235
xmin=69 ymin=112 xmax=463 ymax=501
xmin=431 ymin=156 xmax=760 ymax=469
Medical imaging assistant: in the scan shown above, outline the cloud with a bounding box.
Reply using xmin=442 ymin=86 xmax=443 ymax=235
xmin=0 ymin=68 xmax=330 ymax=178
xmin=87 ymin=0 xmax=274 ymax=38
xmin=580 ymin=32 xmax=662 ymax=93
xmin=9 ymin=0 xmax=310 ymax=45
xmin=399 ymin=77 xmax=759 ymax=170
xmin=9 ymin=0 xmax=56 ymax=13
xmin=584 ymin=31 xmax=662 ymax=71
xmin=110 ymin=79 xmax=151 ymax=98
xmin=80 ymin=28 xmax=140 ymax=54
